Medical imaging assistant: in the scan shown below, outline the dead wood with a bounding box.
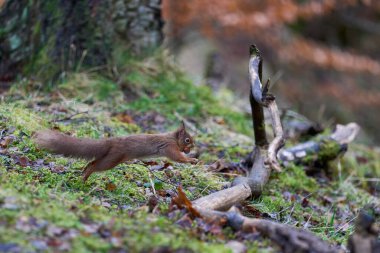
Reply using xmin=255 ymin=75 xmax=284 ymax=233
xmin=198 ymin=208 xmax=338 ymax=253
xmin=186 ymin=45 xmax=337 ymax=252
xmin=266 ymin=98 xmax=285 ymax=172
xmin=331 ymin=123 xmax=360 ymax=144
xmin=236 ymin=45 xmax=285 ymax=198
xmin=232 ymin=147 xmax=269 ymax=198
xmin=194 ymin=147 xmax=269 ymax=210
xmin=278 ymin=122 xmax=360 ymax=166
xmin=190 ymin=194 xmax=338 ymax=253
xmin=249 ymin=45 xmax=268 ymax=147
xmin=192 ymin=183 xmax=252 ymax=211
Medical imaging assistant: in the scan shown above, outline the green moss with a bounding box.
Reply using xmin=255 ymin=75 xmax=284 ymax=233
xmin=0 ymin=184 xmax=230 ymax=252
xmin=2 ymin=50 xmax=379 ymax=251
xmin=58 ymin=73 xmax=124 ymax=105
xmin=114 ymin=54 xmax=252 ymax=135
xmin=0 ymin=104 xmax=48 ymax=133
xmin=274 ymin=164 xmax=318 ymax=192
xmin=318 ymin=139 xmax=342 ymax=161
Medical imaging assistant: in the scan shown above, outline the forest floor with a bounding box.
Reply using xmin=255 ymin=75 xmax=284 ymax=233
xmin=0 ymin=53 xmax=379 ymax=252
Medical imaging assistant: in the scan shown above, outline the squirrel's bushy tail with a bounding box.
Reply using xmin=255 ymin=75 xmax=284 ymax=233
xmin=34 ymin=130 xmax=110 ymax=160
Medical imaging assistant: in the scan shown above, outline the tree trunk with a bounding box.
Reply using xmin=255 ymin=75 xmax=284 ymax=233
xmin=0 ymin=0 xmax=163 ymax=82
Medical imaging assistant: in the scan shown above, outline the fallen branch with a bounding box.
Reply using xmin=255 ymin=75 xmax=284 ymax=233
xmin=235 ymin=45 xmax=285 ymax=198
xmin=198 ymin=208 xmax=337 ymax=253
xmin=279 ymin=123 xmax=360 ymax=166
xmin=183 ymin=189 xmax=337 ymax=253
xmin=249 ymin=45 xmax=269 ymax=147
xmin=192 ymin=183 xmax=251 ymax=211
xmin=178 ymin=45 xmax=338 ymax=252
xmin=266 ymin=98 xmax=285 ymax=172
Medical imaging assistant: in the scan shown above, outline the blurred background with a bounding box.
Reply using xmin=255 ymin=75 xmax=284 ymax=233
xmin=162 ymin=0 xmax=380 ymax=144
xmin=1 ymin=0 xmax=380 ymax=143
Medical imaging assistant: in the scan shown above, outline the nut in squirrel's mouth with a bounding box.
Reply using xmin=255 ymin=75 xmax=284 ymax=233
xmin=183 ymin=147 xmax=191 ymax=154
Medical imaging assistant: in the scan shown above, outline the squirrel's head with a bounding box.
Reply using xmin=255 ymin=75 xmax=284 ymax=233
xmin=175 ymin=121 xmax=194 ymax=154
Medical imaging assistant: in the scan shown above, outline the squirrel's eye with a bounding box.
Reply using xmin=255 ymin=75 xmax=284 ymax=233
xmin=185 ymin=138 xmax=190 ymax=143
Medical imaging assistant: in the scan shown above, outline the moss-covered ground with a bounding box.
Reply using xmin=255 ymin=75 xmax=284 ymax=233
xmin=0 ymin=53 xmax=379 ymax=252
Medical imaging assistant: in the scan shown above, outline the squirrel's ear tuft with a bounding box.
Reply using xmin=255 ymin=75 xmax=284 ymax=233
xmin=175 ymin=121 xmax=186 ymax=138
xmin=180 ymin=120 xmax=186 ymax=130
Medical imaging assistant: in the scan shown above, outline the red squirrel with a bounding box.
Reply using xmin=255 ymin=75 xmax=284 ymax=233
xmin=34 ymin=122 xmax=197 ymax=181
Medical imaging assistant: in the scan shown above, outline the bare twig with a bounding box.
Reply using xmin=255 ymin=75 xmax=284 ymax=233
xmin=176 ymin=44 xmax=339 ymax=252
xmin=278 ymin=122 xmax=360 ymax=166
xmin=239 ymin=45 xmax=285 ymax=196
xmin=192 ymin=183 xmax=252 ymax=211
xmin=266 ymin=100 xmax=285 ymax=172
xmin=249 ymin=45 xmax=268 ymax=147
xmin=190 ymin=194 xmax=338 ymax=253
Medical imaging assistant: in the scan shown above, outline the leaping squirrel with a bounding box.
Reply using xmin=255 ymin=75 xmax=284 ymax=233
xmin=34 ymin=122 xmax=197 ymax=181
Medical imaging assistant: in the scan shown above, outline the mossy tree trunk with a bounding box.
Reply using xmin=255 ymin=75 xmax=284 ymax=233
xmin=0 ymin=0 xmax=163 ymax=82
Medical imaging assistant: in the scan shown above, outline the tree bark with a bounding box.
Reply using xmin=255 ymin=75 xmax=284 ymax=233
xmin=0 ymin=0 xmax=164 ymax=82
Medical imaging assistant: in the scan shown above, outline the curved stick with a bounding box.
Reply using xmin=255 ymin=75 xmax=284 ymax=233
xmin=249 ymin=45 xmax=268 ymax=147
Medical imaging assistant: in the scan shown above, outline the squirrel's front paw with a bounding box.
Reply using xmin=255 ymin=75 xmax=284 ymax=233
xmin=188 ymin=158 xmax=198 ymax=164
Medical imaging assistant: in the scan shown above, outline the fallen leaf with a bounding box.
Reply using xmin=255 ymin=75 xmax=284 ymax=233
xmin=143 ymin=161 xmax=159 ymax=166
xmin=115 ymin=113 xmax=134 ymax=124
xmin=16 ymin=156 xmax=29 ymax=167
xmin=356 ymin=156 xmax=368 ymax=164
xmin=106 ymin=182 xmax=117 ymax=191
xmin=214 ymin=117 xmax=225 ymax=125
xmin=242 ymin=203 xmax=262 ymax=218
xmin=51 ymin=165 xmax=65 ymax=173
xmin=301 ymin=197 xmax=309 ymax=208
xmin=0 ymin=136 xmax=12 ymax=148
xmin=157 ymin=189 xmax=169 ymax=197
xmin=46 ymin=238 xmax=62 ymax=247
xmin=172 ymin=186 xmax=201 ymax=218
xmin=148 ymin=195 xmax=159 ymax=212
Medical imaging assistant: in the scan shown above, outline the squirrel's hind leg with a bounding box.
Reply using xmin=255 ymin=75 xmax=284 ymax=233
xmin=82 ymin=160 xmax=96 ymax=182
xmin=82 ymin=154 xmax=124 ymax=182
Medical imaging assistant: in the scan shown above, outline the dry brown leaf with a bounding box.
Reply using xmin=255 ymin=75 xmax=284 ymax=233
xmin=172 ymin=186 xmax=201 ymax=218
xmin=105 ymin=182 xmax=117 ymax=192
xmin=0 ymin=136 xmax=13 ymax=148
xmin=115 ymin=113 xmax=134 ymax=124
xmin=51 ymin=166 xmax=65 ymax=174
xmin=18 ymin=156 xmax=29 ymax=167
